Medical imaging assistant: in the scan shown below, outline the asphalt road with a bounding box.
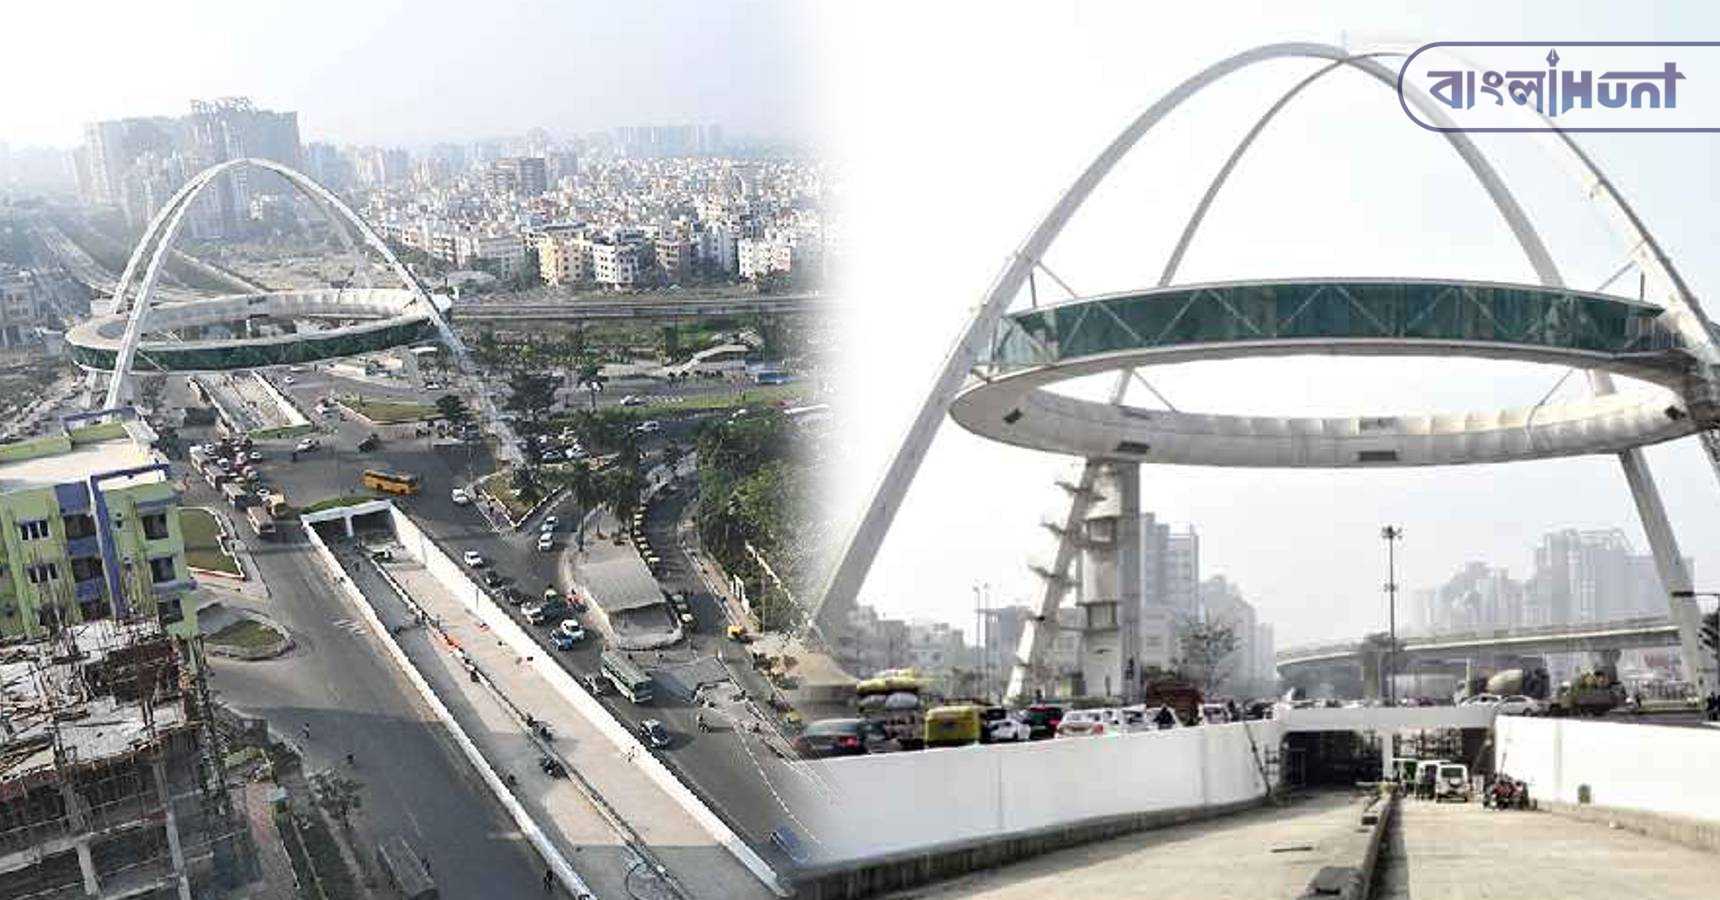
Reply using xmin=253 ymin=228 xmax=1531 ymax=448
xmin=167 ymin=428 xmax=547 ymax=893
xmin=241 ymin=371 xmax=811 ymax=870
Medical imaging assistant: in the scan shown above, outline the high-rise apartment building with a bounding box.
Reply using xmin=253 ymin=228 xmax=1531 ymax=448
xmin=79 ymin=98 xmax=302 ymax=235
xmin=0 ymin=412 xmax=196 ymax=641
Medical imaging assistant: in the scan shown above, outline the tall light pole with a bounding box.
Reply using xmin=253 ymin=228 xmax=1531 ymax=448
xmin=1381 ymin=525 xmax=1403 ymax=706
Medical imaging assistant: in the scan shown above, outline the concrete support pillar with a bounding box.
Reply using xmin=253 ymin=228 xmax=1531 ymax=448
xmin=344 ymin=514 xmax=355 ymax=539
xmin=75 ymin=841 xmax=99 ymax=897
xmin=152 ymin=758 xmax=193 ymax=900
xmin=58 ymin=783 xmax=100 ymax=897
xmin=1614 ymin=449 xmax=1714 ymax=692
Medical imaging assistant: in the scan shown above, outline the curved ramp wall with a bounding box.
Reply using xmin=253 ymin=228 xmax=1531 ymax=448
xmin=796 ymin=721 xmax=1281 ymax=894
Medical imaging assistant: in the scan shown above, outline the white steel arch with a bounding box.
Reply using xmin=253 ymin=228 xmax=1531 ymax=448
xmin=805 ymin=42 xmax=1720 ymax=698
xmin=102 ymin=157 xmax=468 ymax=408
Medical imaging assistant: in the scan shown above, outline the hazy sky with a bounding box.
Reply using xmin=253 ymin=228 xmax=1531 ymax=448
xmin=819 ymin=1 xmax=1720 ymax=648
xmin=2 ymin=1 xmax=816 ymax=148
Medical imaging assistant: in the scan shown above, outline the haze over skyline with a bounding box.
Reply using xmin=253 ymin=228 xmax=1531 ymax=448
xmin=820 ymin=1 xmax=1720 ymax=649
xmin=2 ymin=1 xmax=816 ymax=149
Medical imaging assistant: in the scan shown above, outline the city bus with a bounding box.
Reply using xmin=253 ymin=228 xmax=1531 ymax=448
xmin=361 ymin=469 xmax=421 ymax=496
xmin=600 ymin=651 xmax=654 ymax=704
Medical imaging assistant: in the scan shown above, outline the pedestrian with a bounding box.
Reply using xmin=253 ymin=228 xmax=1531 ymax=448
xmin=543 ymin=867 xmax=554 ymax=893
xmin=301 ymin=723 xmax=311 ymax=741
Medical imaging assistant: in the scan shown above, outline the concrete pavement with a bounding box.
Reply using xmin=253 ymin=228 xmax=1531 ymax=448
xmin=1376 ymin=800 xmax=1720 ymax=899
xmin=880 ymin=792 xmax=1370 ymax=899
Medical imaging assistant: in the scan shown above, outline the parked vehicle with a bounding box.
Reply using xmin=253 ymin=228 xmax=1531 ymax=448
xmin=923 ymin=705 xmax=985 ymax=748
xmin=1549 ymin=670 xmax=1626 ymax=717
xmin=601 ymin=651 xmax=654 ymax=704
xmin=357 ymin=433 xmax=381 ymax=452
xmin=1494 ymin=695 xmax=1547 ymax=716
xmin=638 ymin=719 xmax=671 ymax=750
xmin=450 ymin=488 xmax=471 ymax=505
xmin=1435 ymin=762 xmax=1473 ymax=803
xmin=550 ymin=620 xmax=585 ymax=650
xmin=1199 ymin=702 xmax=1233 ymax=725
xmin=1055 ymin=708 xmax=1119 ymax=738
xmin=1459 ymin=693 xmax=1502 ymax=707
xmin=523 ymin=598 xmax=569 ymax=625
xmin=792 ymin=718 xmax=878 ymax=759
xmin=541 ymin=516 xmax=558 ymax=531
xmin=295 ymin=437 xmax=319 ymax=453
xmin=461 ymin=550 xmax=485 ymax=568
xmin=1021 ymin=704 xmax=1065 ymax=740
xmin=983 ymin=709 xmax=1031 ymax=742
xmin=481 ymin=570 xmax=503 ymax=589
xmin=537 ymin=532 xmax=555 ymax=552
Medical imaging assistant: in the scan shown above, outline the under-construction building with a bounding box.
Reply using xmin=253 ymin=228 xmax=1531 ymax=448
xmin=0 ymin=621 xmax=255 ymax=899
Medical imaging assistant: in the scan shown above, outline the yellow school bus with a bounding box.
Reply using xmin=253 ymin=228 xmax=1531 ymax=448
xmin=361 ymin=469 xmax=421 ymax=496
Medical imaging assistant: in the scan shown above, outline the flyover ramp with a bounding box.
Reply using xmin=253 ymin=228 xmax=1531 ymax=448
xmin=349 ymin=548 xmax=779 ymax=900
xmin=882 ymin=791 xmax=1371 ymax=900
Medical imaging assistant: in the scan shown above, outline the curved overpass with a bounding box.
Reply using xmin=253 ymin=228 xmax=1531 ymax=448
xmin=66 ymin=287 xmax=442 ymax=372
xmin=1276 ymin=616 xmax=1681 ymax=680
xmin=951 ymin=277 xmax=1719 ymax=466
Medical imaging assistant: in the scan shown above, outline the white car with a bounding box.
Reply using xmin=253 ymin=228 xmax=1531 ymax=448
xmin=537 ymin=532 xmax=555 ymax=552
xmin=1494 ymin=695 xmax=1547 ymax=716
xmin=295 ymin=438 xmax=318 ymax=453
xmin=541 ymin=516 xmax=559 ymax=531
xmin=1460 ymin=693 xmax=1502 ymax=707
xmin=450 ymin=488 xmax=471 ymax=506
xmin=461 ymin=550 xmax=485 ymax=568
xmin=985 ymin=713 xmax=1032 ymax=743
xmin=620 ymin=395 xmax=645 ymax=407
xmin=635 ymin=420 xmax=662 ymax=434
xmin=282 ymin=375 xmax=296 ymax=385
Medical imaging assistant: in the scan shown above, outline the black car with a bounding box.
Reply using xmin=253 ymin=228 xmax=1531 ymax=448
xmin=498 ymin=586 xmax=525 ymax=606
xmin=638 ymin=719 xmax=671 ymax=750
xmin=357 ymin=433 xmax=380 ymax=452
xmin=481 ymin=570 xmax=504 ymax=588
xmin=1022 ymin=704 xmax=1066 ymax=740
xmin=791 ymin=718 xmax=879 ymax=759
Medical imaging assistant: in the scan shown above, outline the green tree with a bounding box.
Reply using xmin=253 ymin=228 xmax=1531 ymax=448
xmin=599 ymin=466 xmax=644 ymax=522
xmin=434 ymin=393 xmax=471 ymax=429
xmin=1177 ymin=617 xmax=1241 ymax=696
xmin=503 ymin=370 xmax=560 ymax=431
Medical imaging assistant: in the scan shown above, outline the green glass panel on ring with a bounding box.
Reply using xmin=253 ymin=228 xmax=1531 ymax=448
xmin=69 ymin=319 xmax=441 ymax=373
xmin=985 ymin=279 xmax=1686 ymax=370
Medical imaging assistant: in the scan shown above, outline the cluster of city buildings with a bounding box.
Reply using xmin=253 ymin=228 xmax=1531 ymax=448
xmin=65 ymin=99 xmax=830 ymax=293
xmin=837 ymin=466 xmax=1278 ymax=703
xmin=76 ymin=97 xmax=304 ymax=239
xmin=367 ymin=151 xmax=828 ymax=290
xmin=1409 ymin=528 xmax=1685 ymax=635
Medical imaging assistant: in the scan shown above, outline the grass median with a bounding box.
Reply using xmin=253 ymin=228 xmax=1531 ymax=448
xmin=178 ymin=508 xmax=242 ymax=576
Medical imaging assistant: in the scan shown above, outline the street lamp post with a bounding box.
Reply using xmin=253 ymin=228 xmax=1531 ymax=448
xmin=1381 ymin=525 xmax=1403 ymax=706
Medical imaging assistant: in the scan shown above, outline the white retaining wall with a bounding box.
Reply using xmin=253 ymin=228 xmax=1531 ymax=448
xmin=252 ymin=373 xmax=309 ymax=428
xmin=298 ymin=520 xmax=593 ymax=899
xmin=384 ymin=505 xmax=791 ymax=896
xmin=801 ymin=720 xmax=1282 ymax=865
xmin=1496 ymin=716 xmax=1720 ymax=821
